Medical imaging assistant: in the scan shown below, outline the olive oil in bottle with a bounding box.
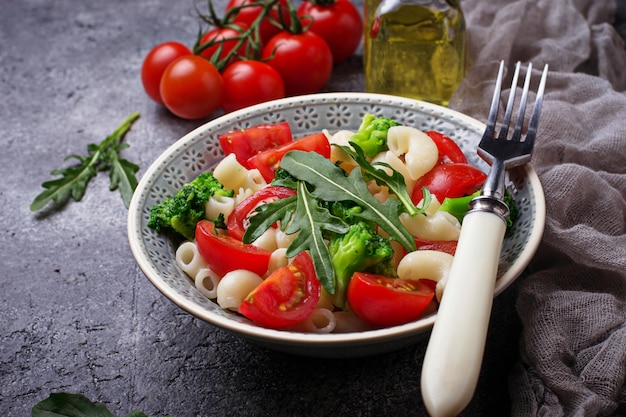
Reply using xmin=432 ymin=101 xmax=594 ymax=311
xmin=363 ymin=0 xmax=466 ymax=106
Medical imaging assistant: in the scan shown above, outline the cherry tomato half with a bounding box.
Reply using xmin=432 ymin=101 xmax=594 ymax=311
xmin=218 ymin=122 xmax=293 ymax=168
xmin=347 ymin=272 xmax=435 ymax=327
xmin=425 ymin=131 xmax=468 ymax=165
xmin=262 ymin=31 xmax=333 ymax=96
xmin=239 ymin=251 xmax=321 ymax=328
xmin=411 ymin=163 xmax=487 ymax=203
xmin=141 ymin=41 xmax=192 ymax=105
xmin=221 ymin=60 xmax=286 ymax=113
xmin=247 ymin=132 xmax=331 ymax=181
xmin=414 ymin=238 xmax=458 ymax=256
xmin=195 ymin=220 xmax=272 ymax=277
xmin=297 ymin=0 xmax=363 ymax=63
xmin=227 ymin=186 xmax=297 ymax=241
xmin=159 ymin=55 xmax=224 ymax=120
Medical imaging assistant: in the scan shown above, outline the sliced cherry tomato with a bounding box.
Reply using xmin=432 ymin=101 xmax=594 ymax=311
xmin=411 ymin=163 xmax=487 ymax=203
xmin=227 ymin=186 xmax=297 ymax=240
xmin=226 ymin=0 xmax=291 ymax=45
xmin=261 ymin=31 xmax=333 ymax=96
xmin=141 ymin=41 xmax=192 ymax=105
xmin=297 ymin=0 xmax=363 ymax=63
xmin=198 ymin=23 xmax=249 ymax=65
xmin=159 ymin=55 xmax=224 ymax=120
xmin=247 ymin=132 xmax=331 ymax=181
xmin=221 ymin=60 xmax=286 ymax=113
xmin=195 ymin=220 xmax=272 ymax=277
xmin=218 ymin=122 xmax=293 ymax=168
xmin=425 ymin=131 xmax=468 ymax=164
xmin=347 ymin=272 xmax=435 ymax=327
xmin=414 ymin=238 xmax=458 ymax=256
xmin=238 ymin=251 xmax=321 ymax=328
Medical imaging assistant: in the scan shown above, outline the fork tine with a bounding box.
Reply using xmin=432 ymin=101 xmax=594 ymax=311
xmin=524 ymin=64 xmax=549 ymax=148
xmin=511 ymin=62 xmax=533 ymax=141
xmin=497 ymin=61 xmax=521 ymax=140
xmin=484 ymin=60 xmax=505 ymax=139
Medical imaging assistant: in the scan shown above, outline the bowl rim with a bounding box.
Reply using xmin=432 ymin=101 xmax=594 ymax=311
xmin=127 ymin=92 xmax=546 ymax=348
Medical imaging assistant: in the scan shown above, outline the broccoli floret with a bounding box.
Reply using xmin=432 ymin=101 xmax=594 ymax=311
xmin=350 ymin=113 xmax=400 ymax=158
xmin=147 ymin=172 xmax=234 ymax=240
xmin=328 ymin=221 xmax=396 ymax=308
xmin=271 ymin=168 xmax=298 ymax=189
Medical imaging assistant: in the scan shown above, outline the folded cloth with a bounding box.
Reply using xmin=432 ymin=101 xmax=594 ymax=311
xmin=450 ymin=0 xmax=626 ymax=415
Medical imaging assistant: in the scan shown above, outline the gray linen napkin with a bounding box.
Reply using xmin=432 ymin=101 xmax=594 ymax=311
xmin=449 ymin=0 xmax=626 ymax=415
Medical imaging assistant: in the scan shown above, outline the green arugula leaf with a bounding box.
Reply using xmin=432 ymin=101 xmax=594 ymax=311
xmin=280 ymin=151 xmax=417 ymax=252
xmin=339 ymin=143 xmax=427 ymax=217
xmin=32 ymin=393 xmax=117 ymax=417
xmin=30 ymin=112 xmax=140 ymax=212
xmin=283 ymin=181 xmax=349 ymax=293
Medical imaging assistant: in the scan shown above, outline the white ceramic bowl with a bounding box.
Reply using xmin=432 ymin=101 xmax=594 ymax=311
xmin=128 ymin=92 xmax=545 ymax=358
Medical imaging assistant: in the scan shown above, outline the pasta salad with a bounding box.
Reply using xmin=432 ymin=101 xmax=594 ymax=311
xmin=148 ymin=115 xmax=497 ymax=333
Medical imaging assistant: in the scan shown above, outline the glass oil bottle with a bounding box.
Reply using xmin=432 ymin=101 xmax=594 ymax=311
xmin=363 ymin=0 xmax=466 ymax=106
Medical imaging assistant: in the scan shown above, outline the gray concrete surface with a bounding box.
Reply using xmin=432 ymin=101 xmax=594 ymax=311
xmin=1 ymin=1 xmax=624 ymax=416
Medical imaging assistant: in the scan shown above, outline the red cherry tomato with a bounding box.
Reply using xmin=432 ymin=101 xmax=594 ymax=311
xmin=347 ymin=272 xmax=435 ymax=327
xmin=227 ymin=186 xmax=297 ymax=241
xmin=297 ymin=0 xmax=363 ymax=63
xmin=141 ymin=41 xmax=192 ymax=105
xmin=198 ymin=23 xmax=249 ymax=65
xmin=195 ymin=220 xmax=272 ymax=277
xmin=159 ymin=55 xmax=224 ymax=120
xmin=218 ymin=122 xmax=293 ymax=168
xmin=414 ymin=238 xmax=458 ymax=255
xmin=239 ymin=251 xmax=321 ymax=328
xmin=411 ymin=163 xmax=487 ymax=203
xmin=221 ymin=60 xmax=286 ymax=113
xmin=247 ymin=132 xmax=331 ymax=181
xmin=226 ymin=0 xmax=291 ymax=45
xmin=425 ymin=131 xmax=468 ymax=165
xmin=262 ymin=31 xmax=333 ymax=96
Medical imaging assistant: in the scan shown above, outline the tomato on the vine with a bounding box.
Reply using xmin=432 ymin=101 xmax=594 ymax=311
xmin=411 ymin=163 xmax=487 ymax=203
xmin=159 ymin=55 xmax=224 ymax=120
xmin=221 ymin=60 xmax=286 ymax=113
xmin=297 ymin=0 xmax=363 ymax=63
xmin=261 ymin=30 xmax=333 ymax=96
xmin=198 ymin=23 xmax=250 ymax=65
xmin=141 ymin=41 xmax=192 ymax=105
xmin=195 ymin=220 xmax=272 ymax=277
xmin=226 ymin=0 xmax=291 ymax=45
xmin=247 ymin=132 xmax=331 ymax=181
xmin=227 ymin=186 xmax=297 ymax=241
xmin=347 ymin=272 xmax=435 ymax=327
xmin=218 ymin=121 xmax=293 ymax=168
xmin=239 ymin=251 xmax=321 ymax=328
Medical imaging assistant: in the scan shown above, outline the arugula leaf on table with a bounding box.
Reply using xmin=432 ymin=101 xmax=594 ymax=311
xmin=339 ymin=143 xmax=431 ymax=217
xmin=30 ymin=112 xmax=140 ymax=212
xmin=31 ymin=392 xmax=164 ymax=417
xmin=280 ymin=151 xmax=416 ymax=252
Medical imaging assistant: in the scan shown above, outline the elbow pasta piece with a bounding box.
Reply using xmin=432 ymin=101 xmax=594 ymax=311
xmin=400 ymin=211 xmax=461 ymax=241
xmin=205 ymin=194 xmax=235 ymax=222
xmin=252 ymin=227 xmax=279 ymax=252
xmin=290 ymin=308 xmax=337 ymax=334
xmin=175 ymin=241 xmax=207 ymax=279
xmin=372 ymin=150 xmax=417 ymax=194
xmin=332 ymin=311 xmax=374 ymax=333
xmin=328 ymin=129 xmax=359 ymax=173
xmin=213 ymin=153 xmax=267 ymax=199
xmin=396 ymin=250 xmax=454 ymax=302
xmin=387 ymin=126 xmax=438 ymax=180
xmin=275 ymin=228 xmax=298 ymax=249
xmin=216 ymin=269 xmax=263 ymax=311
xmin=267 ymin=248 xmax=290 ymax=275
xmin=195 ymin=268 xmax=221 ymax=300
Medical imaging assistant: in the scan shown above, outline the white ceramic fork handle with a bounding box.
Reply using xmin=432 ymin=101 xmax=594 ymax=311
xmin=421 ymin=209 xmax=507 ymax=417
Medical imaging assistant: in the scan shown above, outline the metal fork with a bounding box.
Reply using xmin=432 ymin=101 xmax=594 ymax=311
xmin=420 ymin=61 xmax=548 ymax=417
